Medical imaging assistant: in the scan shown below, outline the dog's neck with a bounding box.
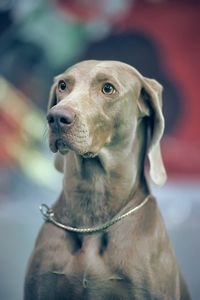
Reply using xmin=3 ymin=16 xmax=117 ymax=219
xmin=56 ymin=120 xmax=149 ymax=227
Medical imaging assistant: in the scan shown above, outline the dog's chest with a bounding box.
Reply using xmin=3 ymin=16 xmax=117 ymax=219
xmin=54 ymin=233 xmax=135 ymax=300
xmin=41 ymin=232 xmax=135 ymax=299
xmin=30 ymin=222 xmax=170 ymax=300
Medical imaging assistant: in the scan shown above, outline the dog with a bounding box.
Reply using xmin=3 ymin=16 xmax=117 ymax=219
xmin=24 ymin=60 xmax=190 ymax=299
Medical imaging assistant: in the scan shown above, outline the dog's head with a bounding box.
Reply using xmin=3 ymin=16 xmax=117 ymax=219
xmin=47 ymin=60 xmax=166 ymax=185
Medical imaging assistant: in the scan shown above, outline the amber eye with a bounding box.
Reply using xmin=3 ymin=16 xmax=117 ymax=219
xmin=58 ymin=80 xmax=67 ymax=92
xmin=102 ymin=83 xmax=116 ymax=95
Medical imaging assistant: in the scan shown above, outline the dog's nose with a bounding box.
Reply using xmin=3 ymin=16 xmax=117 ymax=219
xmin=47 ymin=108 xmax=76 ymax=130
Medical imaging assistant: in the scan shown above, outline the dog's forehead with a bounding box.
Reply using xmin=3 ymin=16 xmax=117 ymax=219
xmin=64 ymin=60 xmax=140 ymax=82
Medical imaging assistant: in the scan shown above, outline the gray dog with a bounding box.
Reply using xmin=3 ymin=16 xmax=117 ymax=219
xmin=24 ymin=60 xmax=190 ymax=299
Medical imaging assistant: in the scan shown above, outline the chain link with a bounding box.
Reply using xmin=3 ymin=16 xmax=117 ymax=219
xmin=40 ymin=195 xmax=150 ymax=234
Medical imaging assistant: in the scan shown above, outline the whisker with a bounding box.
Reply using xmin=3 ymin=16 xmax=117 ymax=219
xmin=42 ymin=125 xmax=48 ymax=141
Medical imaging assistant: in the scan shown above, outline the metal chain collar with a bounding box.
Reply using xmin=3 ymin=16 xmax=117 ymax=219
xmin=40 ymin=195 xmax=150 ymax=234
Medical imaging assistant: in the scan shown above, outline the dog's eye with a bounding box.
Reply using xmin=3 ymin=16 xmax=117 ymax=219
xmin=58 ymin=80 xmax=67 ymax=92
xmin=102 ymin=83 xmax=116 ymax=95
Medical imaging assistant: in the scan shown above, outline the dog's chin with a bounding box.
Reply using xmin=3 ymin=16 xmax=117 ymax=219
xmin=50 ymin=138 xmax=97 ymax=158
xmin=49 ymin=139 xmax=69 ymax=154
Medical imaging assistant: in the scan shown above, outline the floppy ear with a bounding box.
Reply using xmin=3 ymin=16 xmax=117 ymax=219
xmin=138 ymin=77 xmax=167 ymax=186
xmin=54 ymin=153 xmax=64 ymax=173
xmin=48 ymin=81 xmax=57 ymax=111
xmin=48 ymin=79 xmax=64 ymax=173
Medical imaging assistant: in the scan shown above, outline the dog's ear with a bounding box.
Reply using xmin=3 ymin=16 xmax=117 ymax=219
xmin=48 ymin=78 xmax=64 ymax=173
xmin=48 ymin=82 xmax=57 ymax=111
xmin=54 ymin=153 xmax=64 ymax=173
xmin=137 ymin=77 xmax=167 ymax=186
xmin=48 ymin=81 xmax=57 ymax=111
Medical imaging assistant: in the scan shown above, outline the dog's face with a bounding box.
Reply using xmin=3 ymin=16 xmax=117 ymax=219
xmin=47 ymin=60 xmax=140 ymax=158
xmin=47 ymin=60 xmax=167 ymax=185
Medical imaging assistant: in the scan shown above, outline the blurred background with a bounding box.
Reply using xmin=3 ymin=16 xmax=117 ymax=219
xmin=0 ymin=0 xmax=199 ymax=299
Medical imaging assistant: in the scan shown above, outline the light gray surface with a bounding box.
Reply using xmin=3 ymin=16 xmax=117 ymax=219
xmin=0 ymin=169 xmax=199 ymax=300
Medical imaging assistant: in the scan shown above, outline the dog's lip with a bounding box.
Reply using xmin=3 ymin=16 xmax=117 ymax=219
xmin=50 ymin=138 xmax=97 ymax=157
xmin=50 ymin=141 xmax=58 ymax=153
xmin=50 ymin=139 xmax=69 ymax=154
xmin=57 ymin=139 xmax=70 ymax=154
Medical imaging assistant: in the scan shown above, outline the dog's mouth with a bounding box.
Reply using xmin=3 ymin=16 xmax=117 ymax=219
xmin=50 ymin=137 xmax=97 ymax=158
xmin=54 ymin=139 xmax=69 ymax=155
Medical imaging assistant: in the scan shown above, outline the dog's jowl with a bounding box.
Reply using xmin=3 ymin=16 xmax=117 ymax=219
xmin=24 ymin=60 xmax=190 ymax=300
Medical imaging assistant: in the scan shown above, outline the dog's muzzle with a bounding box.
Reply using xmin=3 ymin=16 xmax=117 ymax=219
xmin=47 ymin=107 xmax=92 ymax=156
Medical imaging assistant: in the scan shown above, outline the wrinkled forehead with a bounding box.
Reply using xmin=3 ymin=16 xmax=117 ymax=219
xmin=61 ymin=60 xmax=141 ymax=87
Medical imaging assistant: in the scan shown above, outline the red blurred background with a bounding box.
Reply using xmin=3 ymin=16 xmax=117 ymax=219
xmin=0 ymin=0 xmax=199 ymax=179
xmin=0 ymin=1 xmax=200 ymax=300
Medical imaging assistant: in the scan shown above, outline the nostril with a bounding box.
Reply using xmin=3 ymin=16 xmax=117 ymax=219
xmin=59 ymin=111 xmax=76 ymax=125
xmin=47 ymin=109 xmax=76 ymax=128
xmin=60 ymin=116 xmax=72 ymax=125
xmin=47 ymin=114 xmax=55 ymax=124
